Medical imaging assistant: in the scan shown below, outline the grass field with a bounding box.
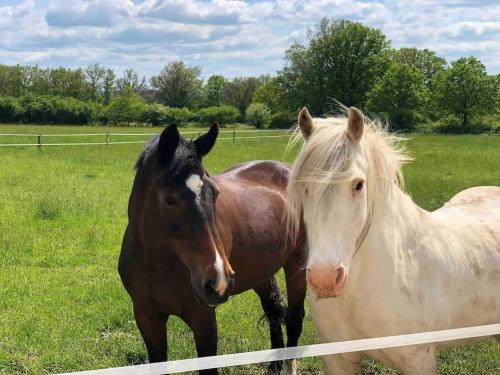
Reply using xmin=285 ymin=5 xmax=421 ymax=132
xmin=0 ymin=124 xmax=499 ymax=374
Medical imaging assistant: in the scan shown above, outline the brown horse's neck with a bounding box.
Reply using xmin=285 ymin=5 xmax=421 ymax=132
xmin=129 ymin=177 xmax=172 ymax=266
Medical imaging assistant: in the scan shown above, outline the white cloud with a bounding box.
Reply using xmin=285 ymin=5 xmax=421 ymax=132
xmin=0 ymin=0 xmax=499 ymax=78
xmin=139 ymin=0 xmax=253 ymax=25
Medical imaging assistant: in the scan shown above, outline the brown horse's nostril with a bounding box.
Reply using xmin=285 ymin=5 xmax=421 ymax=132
xmin=204 ymin=278 xmax=218 ymax=295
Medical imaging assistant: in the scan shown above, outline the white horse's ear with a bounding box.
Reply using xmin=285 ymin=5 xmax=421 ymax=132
xmin=298 ymin=107 xmax=314 ymax=140
xmin=347 ymin=107 xmax=364 ymax=143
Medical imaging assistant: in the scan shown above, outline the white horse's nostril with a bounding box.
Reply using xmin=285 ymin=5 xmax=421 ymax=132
xmin=307 ymin=265 xmax=346 ymax=298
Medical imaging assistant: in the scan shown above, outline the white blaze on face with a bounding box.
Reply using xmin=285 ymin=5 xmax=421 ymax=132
xmin=214 ymin=250 xmax=227 ymax=295
xmin=185 ymin=174 xmax=203 ymax=200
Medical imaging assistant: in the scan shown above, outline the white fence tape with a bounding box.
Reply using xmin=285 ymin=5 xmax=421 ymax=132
xmin=57 ymin=323 xmax=500 ymax=375
xmin=0 ymin=130 xmax=290 ymax=147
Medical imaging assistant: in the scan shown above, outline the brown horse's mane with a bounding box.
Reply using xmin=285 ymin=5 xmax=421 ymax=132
xmin=134 ymin=134 xmax=203 ymax=188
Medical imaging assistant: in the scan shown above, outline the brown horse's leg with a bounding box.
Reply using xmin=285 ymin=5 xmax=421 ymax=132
xmin=134 ymin=306 xmax=168 ymax=363
xmin=283 ymin=251 xmax=307 ymax=374
xmin=254 ymin=276 xmax=286 ymax=374
xmin=184 ymin=307 xmax=218 ymax=375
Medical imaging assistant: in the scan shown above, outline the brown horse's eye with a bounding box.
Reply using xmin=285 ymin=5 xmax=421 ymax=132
xmin=165 ymin=196 xmax=176 ymax=206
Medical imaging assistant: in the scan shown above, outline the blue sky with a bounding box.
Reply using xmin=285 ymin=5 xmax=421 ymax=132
xmin=1 ymin=0 xmax=499 ymax=80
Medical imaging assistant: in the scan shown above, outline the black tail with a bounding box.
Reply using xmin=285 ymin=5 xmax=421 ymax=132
xmin=258 ymin=276 xmax=288 ymax=328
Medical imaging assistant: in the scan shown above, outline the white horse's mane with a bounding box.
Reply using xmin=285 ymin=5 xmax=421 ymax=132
xmin=286 ymin=108 xmax=410 ymax=234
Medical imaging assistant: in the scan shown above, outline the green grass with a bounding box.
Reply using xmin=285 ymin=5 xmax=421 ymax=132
xmin=0 ymin=125 xmax=498 ymax=374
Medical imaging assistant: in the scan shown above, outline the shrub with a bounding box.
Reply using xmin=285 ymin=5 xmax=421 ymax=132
xmin=197 ymin=105 xmax=240 ymax=126
xmin=245 ymin=102 xmax=271 ymax=129
xmin=106 ymin=87 xmax=149 ymax=126
xmin=429 ymin=114 xmax=494 ymax=134
xmin=0 ymin=96 xmax=23 ymax=123
xmin=50 ymin=97 xmax=94 ymax=125
xmin=144 ymin=104 xmax=168 ymax=126
xmin=163 ymin=107 xmax=196 ymax=126
xmin=270 ymin=111 xmax=296 ymax=129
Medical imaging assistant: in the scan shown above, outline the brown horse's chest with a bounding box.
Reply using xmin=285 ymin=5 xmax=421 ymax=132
xmin=125 ymin=252 xmax=196 ymax=316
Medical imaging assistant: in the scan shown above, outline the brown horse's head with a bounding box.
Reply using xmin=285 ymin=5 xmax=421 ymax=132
xmin=140 ymin=124 xmax=235 ymax=307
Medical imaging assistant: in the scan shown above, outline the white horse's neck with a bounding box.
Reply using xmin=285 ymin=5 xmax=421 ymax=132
xmin=353 ymin=184 xmax=436 ymax=282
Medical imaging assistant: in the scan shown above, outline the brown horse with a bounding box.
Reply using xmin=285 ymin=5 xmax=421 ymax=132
xmin=118 ymin=124 xmax=307 ymax=374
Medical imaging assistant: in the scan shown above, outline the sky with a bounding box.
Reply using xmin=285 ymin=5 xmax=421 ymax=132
xmin=0 ymin=0 xmax=499 ymax=80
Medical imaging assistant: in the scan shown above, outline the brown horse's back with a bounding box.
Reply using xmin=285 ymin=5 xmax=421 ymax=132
xmin=219 ymin=160 xmax=290 ymax=192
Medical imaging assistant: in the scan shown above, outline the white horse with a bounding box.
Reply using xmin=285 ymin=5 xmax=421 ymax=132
xmin=286 ymin=106 xmax=500 ymax=374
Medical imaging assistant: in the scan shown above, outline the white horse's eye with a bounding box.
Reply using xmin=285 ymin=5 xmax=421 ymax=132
xmin=353 ymin=180 xmax=364 ymax=192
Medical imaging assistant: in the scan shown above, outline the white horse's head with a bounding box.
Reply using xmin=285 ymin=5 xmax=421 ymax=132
xmin=286 ymin=106 xmax=407 ymax=298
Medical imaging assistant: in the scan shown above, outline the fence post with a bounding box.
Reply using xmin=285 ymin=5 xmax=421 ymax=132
xmin=37 ymin=134 xmax=42 ymax=149
xmin=232 ymin=129 xmax=236 ymax=143
xmin=105 ymin=132 xmax=110 ymax=146
xmin=260 ymin=130 xmax=262 ymax=142
xmin=198 ymin=131 xmax=201 ymax=138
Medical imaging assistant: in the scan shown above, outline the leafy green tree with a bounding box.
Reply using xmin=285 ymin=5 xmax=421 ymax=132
xmin=106 ymin=86 xmax=148 ymax=125
xmin=367 ymin=63 xmax=429 ymax=131
xmin=0 ymin=65 xmax=26 ymax=96
xmin=252 ymin=77 xmax=286 ymax=113
xmin=432 ymin=57 xmax=497 ymax=128
xmin=151 ymin=61 xmax=203 ymax=108
xmin=224 ymin=77 xmax=260 ymax=114
xmin=245 ymin=102 xmax=272 ymax=128
xmin=197 ymin=105 xmax=239 ymax=126
xmin=85 ymin=63 xmax=106 ymax=101
xmin=116 ymin=68 xmax=147 ymax=97
xmin=392 ymin=48 xmax=446 ymax=86
xmin=48 ymin=67 xmax=89 ymax=100
xmin=279 ymin=18 xmax=390 ymax=114
xmin=103 ymin=69 xmax=116 ymax=105
xmin=205 ymin=75 xmax=227 ymax=106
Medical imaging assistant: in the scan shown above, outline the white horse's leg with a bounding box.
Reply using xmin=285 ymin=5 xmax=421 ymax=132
xmin=397 ymin=348 xmax=437 ymax=375
xmin=278 ymin=359 xmax=296 ymax=375
xmin=322 ymin=353 xmax=362 ymax=375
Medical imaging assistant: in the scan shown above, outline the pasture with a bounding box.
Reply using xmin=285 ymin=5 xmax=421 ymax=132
xmin=0 ymin=124 xmax=499 ymax=375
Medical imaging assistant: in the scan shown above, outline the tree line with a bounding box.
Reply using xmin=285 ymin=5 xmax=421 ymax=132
xmin=1 ymin=18 xmax=499 ymax=132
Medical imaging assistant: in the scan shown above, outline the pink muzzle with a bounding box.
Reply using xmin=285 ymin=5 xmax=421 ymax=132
xmin=307 ymin=265 xmax=346 ymax=298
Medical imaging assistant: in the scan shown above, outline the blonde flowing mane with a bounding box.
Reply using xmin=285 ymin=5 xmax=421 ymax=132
xmin=286 ymin=108 xmax=410 ymax=236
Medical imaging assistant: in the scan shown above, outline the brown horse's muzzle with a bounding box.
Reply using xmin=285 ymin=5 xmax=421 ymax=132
xmin=191 ymin=248 xmax=235 ymax=307
xmin=193 ymin=269 xmax=235 ymax=307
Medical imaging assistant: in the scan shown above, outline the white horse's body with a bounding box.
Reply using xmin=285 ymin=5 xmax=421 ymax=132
xmin=287 ymin=107 xmax=500 ymax=374
xmin=311 ymin=186 xmax=500 ymax=374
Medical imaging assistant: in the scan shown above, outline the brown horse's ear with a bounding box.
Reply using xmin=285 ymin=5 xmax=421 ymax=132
xmin=195 ymin=123 xmax=219 ymax=157
xmin=298 ymin=107 xmax=314 ymax=140
xmin=158 ymin=124 xmax=180 ymax=165
xmin=347 ymin=107 xmax=364 ymax=143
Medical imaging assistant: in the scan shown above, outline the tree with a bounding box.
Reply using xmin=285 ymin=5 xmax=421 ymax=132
xmin=205 ymin=75 xmax=227 ymax=106
xmin=245 ymin=103 xmax=272 ymax=128
xmin=116 ymin=68 xmax=147 ymax=97
xmin=432 ymin=57 xmax=496 ymax=128
xmin=366 ymin=63 xmax=429 ymax=131
xmin=85 ymin=63 xmax=106 ymax=101
xmin=279 ymin=18 xmax=390 ymax=115
xmin=103 ymin=69 xmax=116 ymax=105
xmin=106 ymin=86 xmax=148 ymax=125
xmin=224 ymin=77 xmax=260 ymax=114
xmin=151 ymin=61 xmax=203 ymax=108
xmin=252 ymin=77 xmax=286 ymax=113
xmin=392 ymin=48 xmax=446 ymax=86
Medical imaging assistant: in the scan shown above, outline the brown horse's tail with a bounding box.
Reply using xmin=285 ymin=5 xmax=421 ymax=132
xmin=258 ymin=276 xmax=288 ymax=328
